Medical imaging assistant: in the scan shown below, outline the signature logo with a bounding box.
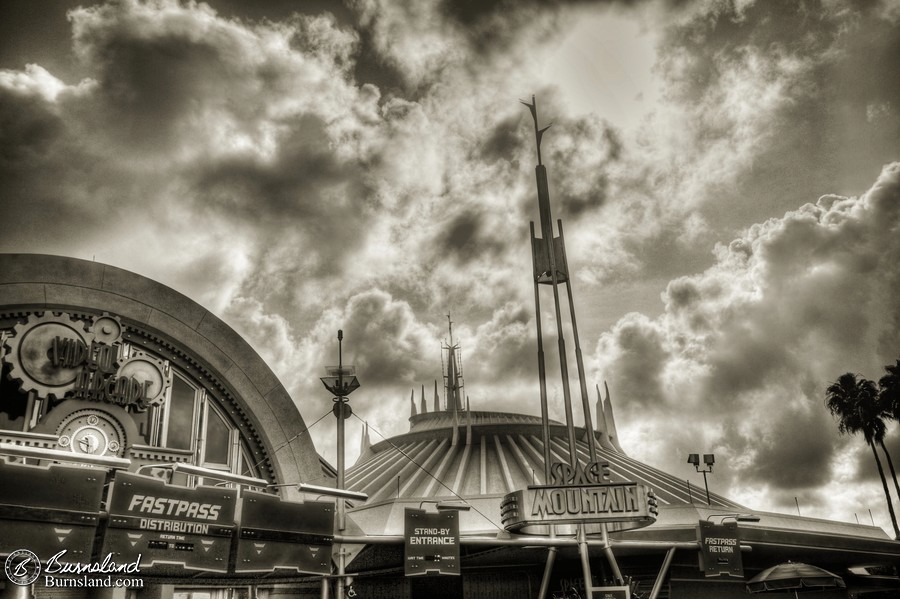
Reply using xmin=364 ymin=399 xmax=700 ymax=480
xmin=4 ymin=549 xmax=41 ymax=586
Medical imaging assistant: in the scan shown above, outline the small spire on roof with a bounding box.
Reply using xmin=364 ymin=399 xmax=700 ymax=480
xmin=603 ymin=381 xmax=625 ymax=454
xmin=410 ymin=389 xmax=417 ymax=418
xmin=596 ymin=383 xmax=612 ymax=450
xmin=420 ymin=384 xmax=427 ymax=414
xmin=359 ymin=421 xmax=371 ymax=456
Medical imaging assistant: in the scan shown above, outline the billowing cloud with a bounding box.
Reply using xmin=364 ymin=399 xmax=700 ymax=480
xmin=595 ymin=162 xmax=900 ymax=521
xmin=1 ymin=0 xmax=899 ymax=530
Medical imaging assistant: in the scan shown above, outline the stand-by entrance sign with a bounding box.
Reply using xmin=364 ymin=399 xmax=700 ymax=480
xmin=697 ymin=520 xmax=743 ymax=577
xmin=404 ymin=508 xmax=460 ymax=576
xmin=592 ymin=586 xmax=630 ymax=599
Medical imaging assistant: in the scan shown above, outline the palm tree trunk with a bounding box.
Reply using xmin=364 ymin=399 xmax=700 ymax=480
xmin=879 ymin=440 xmax=900 ymax=517
xmin=871 ymin=442 xmax=900 ymax=538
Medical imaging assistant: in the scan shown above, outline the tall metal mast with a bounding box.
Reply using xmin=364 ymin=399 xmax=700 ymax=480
xmin=522 ymin=96 xmax=597 ymax=470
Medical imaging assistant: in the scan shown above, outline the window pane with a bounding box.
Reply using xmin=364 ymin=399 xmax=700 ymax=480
xmin=204 ymin=407 xmax=230 ymax=465
xmin=0 ymin=363 xmax=28 ymax=430
xmin=133 ymin=406 xmax=153 ymax=445
xmin=166 ymin=376 xmax=195 ymax=450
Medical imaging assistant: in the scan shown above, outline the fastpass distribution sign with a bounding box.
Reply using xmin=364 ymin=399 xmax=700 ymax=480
xmin=102 ymin=472 xmax=237 ymax=572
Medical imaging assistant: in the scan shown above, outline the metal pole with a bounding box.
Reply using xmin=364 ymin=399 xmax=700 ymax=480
xmin=557 ymin=220 xmax=596 ymax=463
xmin=549 ymin=266 xmax=578 ymax=467
xmin=336 ymin=331 xmax=346 ymax=599
xmin=538 ymin=545 xmax=558 ymax=599
xmin=532 ymin=222 xmax=552 ymax=482
xmin=538 ymin=549 xmax=558 ymax=598
xmin=702 ymin=470 xmax=710 ymax=505
xmin=577 ymin=523 xmax=594 ymax=599
xmin=600 ymin=523 xmax=623 ymax=585
xmin=648 ymin=547 xmax=676 ymax=599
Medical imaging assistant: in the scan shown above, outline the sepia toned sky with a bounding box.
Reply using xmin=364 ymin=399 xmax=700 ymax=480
xmin=2 ymin=0 xmax=900 ymax=531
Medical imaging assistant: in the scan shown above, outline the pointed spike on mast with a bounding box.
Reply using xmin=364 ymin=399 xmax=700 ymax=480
xmin=410 ymin=389 xmax=417 ymax=418
xmin=520 ymin=95 xmax=552 ymax=166
xmin=420 ymin=384 xmax=427 ymax=414
xmin=434 ymin=380 xmax=440 ymax=412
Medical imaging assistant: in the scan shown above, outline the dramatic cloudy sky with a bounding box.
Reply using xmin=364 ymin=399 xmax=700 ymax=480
xmin=2 ymin=0 xmax=900 ymax=531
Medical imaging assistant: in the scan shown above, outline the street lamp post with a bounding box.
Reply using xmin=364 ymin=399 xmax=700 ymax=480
xmin=687 ymin=453 xmax=715 ymax=505
xmin=320 ymin=330 xmax=361 ymax=599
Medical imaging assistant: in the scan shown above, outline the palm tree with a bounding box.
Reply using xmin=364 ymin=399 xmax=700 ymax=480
xmin=878 ymin=359 xmax=900 ymax=417
xmin=877 ymin=359 xmax=900 ymax=510
xmin=825 ymin=373 xmax=899 ymax=537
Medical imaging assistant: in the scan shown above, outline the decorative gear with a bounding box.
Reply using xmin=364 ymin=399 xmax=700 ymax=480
xmin=3 ymin=312 xmax=94 ymax=398
xmin=117 ymin=349 xmax=172 ymax=409
xmin=90 ymin=313 xmax=124 ymax=346
xmin=56 ymin=408 xmax=127 ymax=457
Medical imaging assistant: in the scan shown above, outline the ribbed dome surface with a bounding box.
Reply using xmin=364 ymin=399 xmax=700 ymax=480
xmin=346 ymin=410 xmax=744 ymax=510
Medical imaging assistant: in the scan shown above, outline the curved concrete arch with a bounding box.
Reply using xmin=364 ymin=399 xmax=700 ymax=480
xmin=0 ymin=253 xmax=320 ymax=498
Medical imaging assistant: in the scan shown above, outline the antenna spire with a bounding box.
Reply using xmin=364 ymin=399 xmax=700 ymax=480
xmin=520 ymin=95 xmax=552 ymax=166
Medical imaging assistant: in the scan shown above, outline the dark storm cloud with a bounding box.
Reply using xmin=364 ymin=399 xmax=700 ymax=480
xmin=436 ymin=210 xmax=510 ymax=263
xmin=0 ymin=83 xmax=64 ymax=168
xmin=478 ymin=113 xmax=523 ymax=163
xmin=731 ymin=399 xmax=838 ymax=490
xmin=543 ymin=114 xmax=621 ymax=217
xmin=655 ymin=0 xmax=900 ymax=224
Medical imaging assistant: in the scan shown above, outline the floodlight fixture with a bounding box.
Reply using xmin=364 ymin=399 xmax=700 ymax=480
xmin=707 ymin=513 xmax=760 ymax=523
xmin=172 ymin=463 xmax=269 ymax=487
xmin=437 ymin=501 xmax=472 ymax=512
xmin=688 ymin=452 xmax=715 ymax=505
xmin=297 ymin=482 xmax=369 ymax=502
xmin=0 ymin=442 xmax=131 ymax=469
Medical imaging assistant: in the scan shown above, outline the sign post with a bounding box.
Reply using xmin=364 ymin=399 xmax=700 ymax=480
xmin=403 ymin=508 xmax=461 ymax=576
xmin=320 ymin=330 xmax=361 ymax=599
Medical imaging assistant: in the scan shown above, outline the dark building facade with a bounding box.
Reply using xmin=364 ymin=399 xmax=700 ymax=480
xmin=0 ymin=253 xmax=330 ymax=599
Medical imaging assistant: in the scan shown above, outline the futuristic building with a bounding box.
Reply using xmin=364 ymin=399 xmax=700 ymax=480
xmin=336 ymin=333 xmax=900 ymax=598
xmin=0 ymin=253 xmax=333 ymax=599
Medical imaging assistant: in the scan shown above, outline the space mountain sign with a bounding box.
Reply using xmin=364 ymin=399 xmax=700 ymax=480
xmin=500 ymin=460 xmax=658 ymax=532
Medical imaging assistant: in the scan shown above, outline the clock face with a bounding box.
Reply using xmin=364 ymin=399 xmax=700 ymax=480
xmin=57 ymin=410 xmax=126 ymax=457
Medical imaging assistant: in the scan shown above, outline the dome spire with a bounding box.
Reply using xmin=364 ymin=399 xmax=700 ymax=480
xmin=443 ymin=313 xmax=464 ymax=412
xmin=603 ymin=381 xmax=625 ymax=454
xmin=596 ymin=383 xmax=614 ymax=451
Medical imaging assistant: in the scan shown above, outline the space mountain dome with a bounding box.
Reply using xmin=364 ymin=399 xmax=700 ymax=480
xmin=345 ymin=328 xmax=741 ymax=512
xmin=337 ymin=322 xmax=899 ymax=595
